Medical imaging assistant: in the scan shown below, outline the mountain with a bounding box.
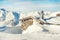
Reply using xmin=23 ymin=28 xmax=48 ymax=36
xmin=0 ymin=8 xmax=60 ymax=34
xmin=0 ymin=8 xmax=20 ymax=32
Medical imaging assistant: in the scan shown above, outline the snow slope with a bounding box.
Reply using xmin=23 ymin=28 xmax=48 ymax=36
xmin=0 ymin=8 xmax=20 ymax=32
xmin=0 ymin=8 xmax=60 ymax=40
xmin=0 ymin=32 xmax=60 ymax=40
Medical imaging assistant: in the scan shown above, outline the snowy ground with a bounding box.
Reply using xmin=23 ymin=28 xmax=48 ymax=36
xmin=0 ymin=32 xmax=60 ymax=40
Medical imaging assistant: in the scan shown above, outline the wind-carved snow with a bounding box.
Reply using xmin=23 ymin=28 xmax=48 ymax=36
xmin=0 ymin=9 xmax=20 ymax=33
xmin=42 ymin=12 xmax=60 ymax=33
xmin=0 ymin=9 xmax=7 ymax=32
xmin=13 ymin=12 xmax=20 ymax=26
xmin=22 ymin=18 xmax=43 ymax=34
xmin=0 ymin=8 xmax=60 ymax=34
xmin=0 ymin=10 xmax=6 ymax=21
xmin=0 ymin=9 xmax=60 ymax=40
xmin=43 ymin=17 xmax=60 ymax=33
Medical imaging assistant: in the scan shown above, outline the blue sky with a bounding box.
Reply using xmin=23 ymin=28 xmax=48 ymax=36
xmin=0 ymin=0 xmax=60 ymax=12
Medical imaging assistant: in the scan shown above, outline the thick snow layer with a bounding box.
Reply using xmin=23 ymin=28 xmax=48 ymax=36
xmin=46 ymin=17 xmax=60 ymax=24
xmin=43 ymin=25 xmax=60 ymax=33
xmin=43 ymin=16 xmax=60 ymax=33
xmin=22 ymin=19 xmax=43 ymax=34
xmin=0 ymin=9 xmax=60 ymax=40
xmin=0 ymin=32 xmax=60 ymax=40
xmin=0 ymin=9 xmax=20 ymax=32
